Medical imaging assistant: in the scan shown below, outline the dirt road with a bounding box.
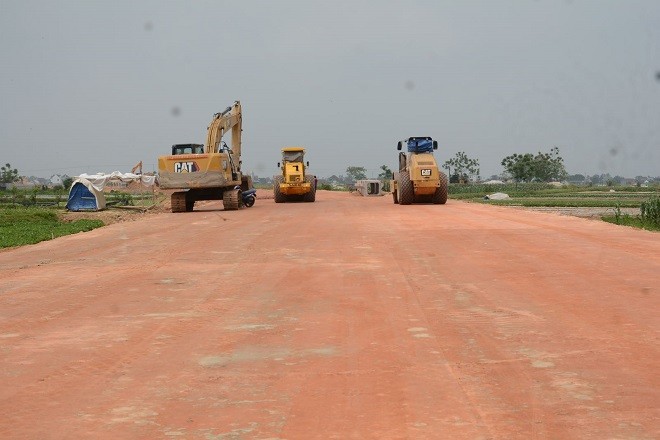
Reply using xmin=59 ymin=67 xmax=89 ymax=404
xmin=1 ymin=191 xmax=658 ymax=439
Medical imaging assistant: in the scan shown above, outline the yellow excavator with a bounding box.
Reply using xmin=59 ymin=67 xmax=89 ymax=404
xmin=157 ymin=101 xmax=253 ymax=212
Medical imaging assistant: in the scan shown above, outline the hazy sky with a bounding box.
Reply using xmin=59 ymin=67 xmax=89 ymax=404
xmin=1 ymin=0 xmax=659 ymax=179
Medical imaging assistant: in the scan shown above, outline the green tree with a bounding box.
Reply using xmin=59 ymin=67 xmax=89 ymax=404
xmin=1 ymin=163 xmax=19 ymax=184
xmin=378 ymin=165 xmax=393 ymax=191
xmin=442 ymin=152 xmax=480 ymax=183
xmin=501 ymin=147 xmax=567 ymax=182
xmin=345 ymin=166 xmax=367 ymax=182
xmin=377 ymin=165 xmax=393 ymax=180
xmin=62 ymin=176 xmax=74 ymax=190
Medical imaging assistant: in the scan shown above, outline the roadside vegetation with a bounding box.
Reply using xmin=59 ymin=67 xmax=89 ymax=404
xmin=0 ymin=185 xmax=162 ymax=248
xmin=0 ymin=187 xmax=157 ymax=209
xmin=449 ymin=183 xmax=660 ymax=231
xmin=0 ymin=207 xmax=104 ymax=248
xmin=601 ymin=197 xmax=660 ymax=231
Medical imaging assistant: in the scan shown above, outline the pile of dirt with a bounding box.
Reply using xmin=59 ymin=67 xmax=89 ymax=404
xmin=59 ymin=189 xmax=170 ymax=226
xmin=59 ymin=207 xmax=164 ymax=226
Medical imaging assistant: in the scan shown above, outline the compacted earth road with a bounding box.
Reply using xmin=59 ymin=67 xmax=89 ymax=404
xmin=0 ymin=191 xmax=658 ymax=439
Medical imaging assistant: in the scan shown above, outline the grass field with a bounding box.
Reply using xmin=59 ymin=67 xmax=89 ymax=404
xmin=601 ymin=215 xmax=660 ymax=231
xmin=449 ymin=183 xmax=660 ymax=231
xmin=0 ymin=208 xmax=104 ymax=248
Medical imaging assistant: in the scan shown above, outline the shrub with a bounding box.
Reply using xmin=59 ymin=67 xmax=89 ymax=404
xmin=640 ymin=197 xmax=660 ymax=226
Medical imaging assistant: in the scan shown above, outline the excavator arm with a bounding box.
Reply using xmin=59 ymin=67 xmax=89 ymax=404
xmin=204 ymin=101 xmax=242 ymax=171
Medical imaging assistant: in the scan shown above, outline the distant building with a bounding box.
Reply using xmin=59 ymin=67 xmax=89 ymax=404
xmin=49 ymin=175 xmax=65 ymax=187
xmin=8 ymin=177 xmax=37 ymax=189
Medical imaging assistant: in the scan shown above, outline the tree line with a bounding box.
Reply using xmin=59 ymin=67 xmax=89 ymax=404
xmin=342 ymin=147 xmax=569 ymax=184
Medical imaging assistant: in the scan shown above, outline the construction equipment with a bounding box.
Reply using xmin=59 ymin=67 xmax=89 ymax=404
xmin=157 ymin=101 xmax=253 ymax=212
xmin=391 ymin=137 xmax=448 ymax=205
xmin=273 ymin=147 xmax=316 ymax=203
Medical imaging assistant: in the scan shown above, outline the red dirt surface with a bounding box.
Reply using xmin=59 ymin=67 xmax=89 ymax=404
xmin=0 ymin=191 xmax=658 ymax=439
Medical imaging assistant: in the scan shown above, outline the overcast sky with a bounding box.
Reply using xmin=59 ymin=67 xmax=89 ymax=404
xmin=1 ymin=0 xmax=659 ymax=179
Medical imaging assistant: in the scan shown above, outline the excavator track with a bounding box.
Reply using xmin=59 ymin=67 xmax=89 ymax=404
xmin=223 ymin=188 xmax=241 ymax=210
xmin=171 ymin=192 xmax=188 ymax=213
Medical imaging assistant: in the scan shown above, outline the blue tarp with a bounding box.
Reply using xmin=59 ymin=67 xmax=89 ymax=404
xmin=66 ymin=181 xmax=100 ymax=211
xmin=407 ymin=138 xmax=434 ymax=153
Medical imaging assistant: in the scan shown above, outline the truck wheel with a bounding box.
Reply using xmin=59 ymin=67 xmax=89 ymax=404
xmin=398 ymin=171 xmax=414 ymax=205
xmin=303 ymin=176 xmax=316 ymax=202
xmin=432 ymin=172 xmax=448 ymax=204
xmin=274 ymin=176 xmax=285 ymax=203
xmin=303 ymin=189 xmax=316 ymax=202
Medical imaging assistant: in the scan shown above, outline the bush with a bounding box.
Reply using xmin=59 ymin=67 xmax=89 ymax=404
xmin=640 ymin=197 xmax=660 ymax=226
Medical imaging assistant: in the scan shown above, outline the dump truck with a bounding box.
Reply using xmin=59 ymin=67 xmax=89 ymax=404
xmin=273 ymin=147 xmax=316 ymax=203
xmin=391 ymin=137 xmax=448 ymax=205
xmin=157 ymin=101 xmax=253 ymax=212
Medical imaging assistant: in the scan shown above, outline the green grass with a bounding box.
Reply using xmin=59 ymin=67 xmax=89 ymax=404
xmin=0 ymin=207 xmax=104 ymax=248
xmin=480 ymin=198 xmax=644 ymax=208
xmin=601 ymin=215 xmax=660 ymax=231
xmin=448 ymin=183 xmax=660 ymax=231
xmin=450 ymin=183 xmax=659 ymax=206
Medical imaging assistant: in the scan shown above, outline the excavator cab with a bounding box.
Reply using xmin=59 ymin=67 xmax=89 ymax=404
xmin=171 ymin=144 xmax=205 ymax=155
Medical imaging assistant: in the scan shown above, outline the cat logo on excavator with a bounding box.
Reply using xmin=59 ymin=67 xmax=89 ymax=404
xmin=174 ymin=162 xmax=198 ymax=173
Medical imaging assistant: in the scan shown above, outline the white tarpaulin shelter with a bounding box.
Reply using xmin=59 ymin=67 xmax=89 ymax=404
xmin=66 ymin=172 xmax=156 ymax=211
xmin=66 ymin=178 xmax=107 ymax=211
xmin=76 ymin=172 xmax=156 ymax=191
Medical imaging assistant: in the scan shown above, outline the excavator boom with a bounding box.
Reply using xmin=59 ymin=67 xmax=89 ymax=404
xmin=205 ymin=101 xmax=242 ymax=164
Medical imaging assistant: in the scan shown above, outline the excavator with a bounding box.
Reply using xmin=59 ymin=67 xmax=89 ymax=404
xmin=157 ymin=101 xmax=253 ymax=212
